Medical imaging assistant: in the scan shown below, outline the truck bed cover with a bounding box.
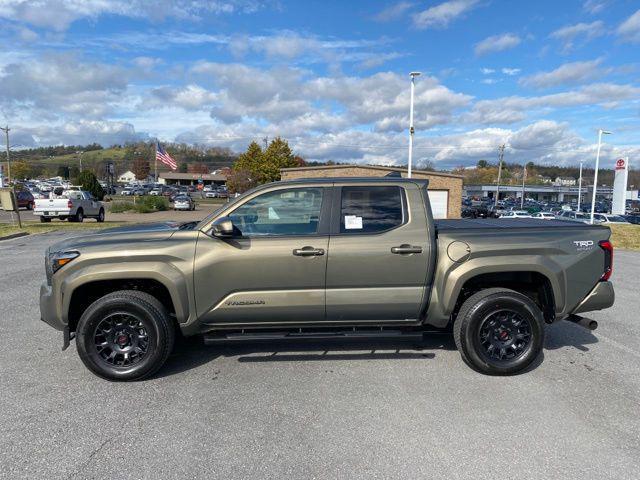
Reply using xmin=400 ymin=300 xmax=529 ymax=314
xmin=435 ymin=218 xmax=601 ymax=231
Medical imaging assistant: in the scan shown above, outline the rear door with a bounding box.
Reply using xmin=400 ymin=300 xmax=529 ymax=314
xmin=325 ymin=183 xmax=432 ymax=322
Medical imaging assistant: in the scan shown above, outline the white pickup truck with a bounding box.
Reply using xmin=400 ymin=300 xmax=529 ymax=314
xmin=34 ymin=187 xmax=105 ymax=223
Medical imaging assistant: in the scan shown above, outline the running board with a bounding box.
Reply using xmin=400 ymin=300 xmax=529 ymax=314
xmin=203 ymin=329 xmax=427 ymax=345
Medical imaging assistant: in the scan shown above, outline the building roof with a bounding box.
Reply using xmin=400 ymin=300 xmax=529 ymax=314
xmin=160 ymin=172 xmax=227 ymax=181
xmin=281 ymin=164 xmax=462 ymax=179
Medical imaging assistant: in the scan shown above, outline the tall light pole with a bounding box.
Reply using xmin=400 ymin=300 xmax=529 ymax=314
xmin=520 ymin=163 xmax=527 ymax=209
xmin=407 ymin=71 xmax=421 ymax=178
xmin=590 ymin=129 xmax=612 ymax=224
xmin=577 ymin=160 xmax=583 ymax=211
xmin=0 ymin=126 xmax=11 ymax=185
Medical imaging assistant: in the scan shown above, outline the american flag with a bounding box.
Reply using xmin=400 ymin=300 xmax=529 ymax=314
xmin=156 ymin=143 xmax=178 ymax=171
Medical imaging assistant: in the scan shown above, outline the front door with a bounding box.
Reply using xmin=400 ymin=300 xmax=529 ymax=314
xmin=325 ymin=184 xmax=431 ymax=322
xmin=194 ymin=186 xmax=330 ymax=326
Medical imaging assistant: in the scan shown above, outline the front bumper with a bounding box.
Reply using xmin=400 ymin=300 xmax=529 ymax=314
xmin=571 ymin=281 xmax=615 ymax=315
xmin=40 ymin=281 xmax=65 ymax=331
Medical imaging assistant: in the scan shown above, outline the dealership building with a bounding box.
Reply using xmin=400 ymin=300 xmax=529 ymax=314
xmin=281 ymin=164 xmax=463 ymax=219
xmin=158 ymin=172 xmax=227 ymax=187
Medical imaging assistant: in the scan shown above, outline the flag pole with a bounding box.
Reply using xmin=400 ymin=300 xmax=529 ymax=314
xmin=154 ymin=139 xmax=158 ymax=183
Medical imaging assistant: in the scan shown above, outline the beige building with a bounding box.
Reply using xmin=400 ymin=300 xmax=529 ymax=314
xmin=281 ymin=164 xmax=463 ymax=219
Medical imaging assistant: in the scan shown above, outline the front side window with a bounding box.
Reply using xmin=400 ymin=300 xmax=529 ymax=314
xmin=229 ymin=188 xmax=323 ymax=236
xmin=340 ymin=186 xmax=404 ymax=234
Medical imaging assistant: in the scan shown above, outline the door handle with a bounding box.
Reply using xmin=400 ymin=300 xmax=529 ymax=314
xmin=391 ymin=244 xmax=423 ymax=255
xmin=293 ymin=246 xmax=325 ymax=257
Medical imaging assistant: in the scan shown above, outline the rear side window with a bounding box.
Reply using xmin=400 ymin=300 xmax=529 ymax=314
xmin=340 ymin=186 xmax=404 ymax=234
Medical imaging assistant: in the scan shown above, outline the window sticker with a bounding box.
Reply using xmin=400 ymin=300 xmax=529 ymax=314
xmin=344 ymin=215 xmax=363 ymax=229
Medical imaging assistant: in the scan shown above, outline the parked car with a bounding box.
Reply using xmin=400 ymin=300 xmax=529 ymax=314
xmin=592 ymin=214 xmax=630 ymax=224
xmin=499 ymin=210 xmax=532 ymax=219
xmin=173 ymin=195 xmax=196 ymax=211
xmin=40 ymin=177 xmax=614 ymax=380
xmin=532 ymin=212 xmax=556 ymax=220
xmin=120 ymin=187 xmax=134 ymax=196
xmin=556 ymin=210 xmax=591 ymax=224
xmin=16 ymin=190 xmax=35 ymax=210
xmin=34 ymin=188 xmax=105 ymax=222
xmin=204 ymin=190 xmax=219 ymax=198
xmin=624 ymin=214 xmax=640 ymax=225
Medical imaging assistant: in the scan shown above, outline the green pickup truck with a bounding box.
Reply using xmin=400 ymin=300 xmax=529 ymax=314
xmin=40 ymin=177 xmax=615 ymax=380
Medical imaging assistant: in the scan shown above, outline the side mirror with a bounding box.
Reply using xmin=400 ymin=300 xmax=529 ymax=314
xmin=211 ymin=216 xmax=235 ymax=238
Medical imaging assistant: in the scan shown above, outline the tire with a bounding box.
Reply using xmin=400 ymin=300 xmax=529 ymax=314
xmin=40 ymin=216 xmax=51 ymax=223
xmin=75 ymin=290 xmax=175 ymax=381
xmin=97 ymin=208 xmax=105 ymax=222
xmin=453 ymin=288 xmax=545 ymax=375
xmin=75 ymin=209 xmax=84 ymax=223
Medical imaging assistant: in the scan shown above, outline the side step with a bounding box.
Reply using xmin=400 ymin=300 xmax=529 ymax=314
xmin=203 ymin=329 xmax=427 ymax=345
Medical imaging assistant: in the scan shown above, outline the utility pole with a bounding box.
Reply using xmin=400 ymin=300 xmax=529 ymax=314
xmin=590 ymin=129 xmax=612 ymax=224
xmin=520 ymin=163 xmax=527 ymax=209
xmin=263 ymin=137 xmax=268 ymax=150
xmin=0 ymin=126 xmax=11 ymax=185
xmin=494 ymin=144 xmax=505 ymax=208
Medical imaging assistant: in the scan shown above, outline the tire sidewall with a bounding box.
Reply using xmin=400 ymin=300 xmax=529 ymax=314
xmin=461 ymin=293 xmax=544 ymax=375
xmin=76 ymin=296 xmax=166 ymax=381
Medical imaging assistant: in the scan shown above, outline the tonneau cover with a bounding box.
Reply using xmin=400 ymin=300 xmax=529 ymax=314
xmin=435 ymin=218 xmax=600 ymax=231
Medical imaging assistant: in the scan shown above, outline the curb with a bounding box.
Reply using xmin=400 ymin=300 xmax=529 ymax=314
xmin=0 ymin=231 xmax=30 ymax=241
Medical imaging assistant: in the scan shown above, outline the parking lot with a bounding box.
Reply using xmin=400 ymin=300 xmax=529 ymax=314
xmin=1 ymin=230 xmax=639 ymax=480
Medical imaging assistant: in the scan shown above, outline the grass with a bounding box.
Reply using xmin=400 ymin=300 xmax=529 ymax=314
xmin=0 ymin=221 xmax=126 ymax=240
xmin=609 ymin=224 xmax=640 ymax=251
xmin=109 ymin=196 xmax=170 ymax=214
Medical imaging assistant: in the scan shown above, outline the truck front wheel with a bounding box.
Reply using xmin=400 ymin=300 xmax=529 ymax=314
xmin=75 ymin=290 xmax=175 ymax=381
xmin=453 ymin=288 xmax=544 ymax=375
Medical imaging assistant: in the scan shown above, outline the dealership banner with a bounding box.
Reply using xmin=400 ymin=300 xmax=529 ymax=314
xmin=612 ymin=157 xmax=629 ymax=215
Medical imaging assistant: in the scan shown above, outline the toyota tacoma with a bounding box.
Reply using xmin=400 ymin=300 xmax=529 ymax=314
xmin=40 ymin=177 xmax=615 ymax=380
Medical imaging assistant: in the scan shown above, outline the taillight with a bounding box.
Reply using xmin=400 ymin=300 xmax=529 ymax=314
xmin=67 ymin=200 xmax=73 ymax=209
xmin=599 ymin=240 xmax=613 ymax=281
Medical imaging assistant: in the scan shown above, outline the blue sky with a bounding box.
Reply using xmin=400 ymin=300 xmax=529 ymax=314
xmin=0 ymin=0 xmax=638 ymax=168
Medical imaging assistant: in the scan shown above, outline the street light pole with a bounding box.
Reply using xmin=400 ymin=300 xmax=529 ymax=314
xmin=520 ymin=163 xmax=526 ymax=209
xmin=590 ymin=129 xmax=612 ymax=224
xmin=407 ymin=72 xmax=421 ymax=178
xmin=1 ymin=126 xmax=11 ymax=185
xmin=577 ymin=160 xmax=583 ymax=211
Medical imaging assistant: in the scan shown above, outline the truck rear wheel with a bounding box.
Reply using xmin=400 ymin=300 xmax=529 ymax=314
xmin=40 ymin=216 xmax=51 ymax=223
xmin=75 ymin=290 xmax=175 ymax=381
xmin=453 ymin=288 xmax=544 ymax=375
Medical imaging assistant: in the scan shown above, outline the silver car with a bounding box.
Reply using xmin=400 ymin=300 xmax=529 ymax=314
xmin=173 ymin=195 xmax=196 ymax=211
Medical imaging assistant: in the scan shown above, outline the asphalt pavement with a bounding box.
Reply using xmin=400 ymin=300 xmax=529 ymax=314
xmin=0 ymin=231 xmax=639 ymax=480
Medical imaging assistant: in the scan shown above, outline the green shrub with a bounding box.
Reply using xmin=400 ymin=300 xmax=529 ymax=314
xmin=108 ymin=196 xmax=169 ymax=214
xmin=141 ymin=195 xmax=169 ymax=211
xmin=109 ymin=202 xmax=133 ymax=213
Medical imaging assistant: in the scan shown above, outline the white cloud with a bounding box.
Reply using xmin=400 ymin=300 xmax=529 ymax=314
xmin=481 ymin=68 xmax=495 ymax=74
xmin=463 ymin=82 xmax=640 ymax=124
xmin=0 ymin=53 xmax=130 ymax=119
xmin=549 ymin=21 xmax=605 ymax=52
xmin=372 ymin=2 xmax=414 ymax=22
xmin=583 ymin=0 xmax=608 ymax=15
xmin=412 ymin=0 xmax=480 ymax=29
xmin=474 ymin=33 xmax=521 ymax=56
xmin=520 ymin=59 xmax=607 ymax=88
xmin=13 ymin=120 xmax=144 ymax=147
xmin=0 ymin=0 xmax=263 ymax=31
xmin=617 ymin=9 xmax=640 ymax=44
xmin=501 ymin=68 xmax=521 ymax=76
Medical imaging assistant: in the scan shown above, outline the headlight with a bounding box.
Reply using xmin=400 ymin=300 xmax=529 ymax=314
xmin=49 ymin=251 xmax=80 ymax=275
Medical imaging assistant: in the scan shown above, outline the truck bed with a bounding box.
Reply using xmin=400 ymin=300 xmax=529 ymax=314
xmin=435 ymin=218 xmax=601 ymax=231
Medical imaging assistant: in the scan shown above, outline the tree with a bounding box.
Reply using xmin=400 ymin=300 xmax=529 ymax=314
xmin=226 ymin=168 xmax=255 ymax=194
xmin=11 ymin=161 xmax=32 ymax=180
xmin=420 ymin=160 xmax=436 ymax=171
xmin=477 ymin=159 xmax=488 ymax=169
xmin=76 ymin=171 xmax=105 ymax=200
xmin=178 ymin=162 xmax=188 ymax=173
xmin=56 ymin=165 xmax=70 ymax=179
xmin=69 ymin=166 xmax=80 ymax=181
xmin=188 ymin=162 xmax=209 ymax=174
xmin=261 ymin=137 xmax=298 ymax=183
xmin=132 ymin=154 xmax=150 ymax=180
